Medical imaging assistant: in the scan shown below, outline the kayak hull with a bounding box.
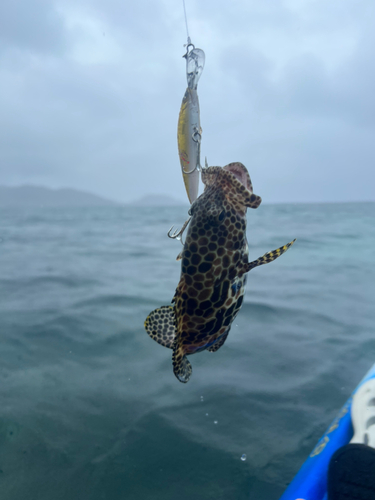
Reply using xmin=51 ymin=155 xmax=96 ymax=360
xmin=280 ymin=364 xmax=375 ymax=500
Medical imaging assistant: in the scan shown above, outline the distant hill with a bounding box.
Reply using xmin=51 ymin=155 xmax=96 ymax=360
xmin=129 ymin=194 xmax=186 ymax=206
xmin=0 ymin=185 xmax=118 ymax=207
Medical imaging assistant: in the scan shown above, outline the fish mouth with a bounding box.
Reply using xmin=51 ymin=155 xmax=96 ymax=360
xmin=223 ymin=163 xmax=251 ymax=191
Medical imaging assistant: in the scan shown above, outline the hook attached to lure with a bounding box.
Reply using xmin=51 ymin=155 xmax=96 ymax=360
xmin=177 ymin=42 xmax=205 ymax=204
xmin=167 ymin=216 xmax=192 ymax=245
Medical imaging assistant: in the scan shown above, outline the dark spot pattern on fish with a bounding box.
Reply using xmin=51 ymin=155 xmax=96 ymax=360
xmin=145 ymin=162 xmax=295 ymax=383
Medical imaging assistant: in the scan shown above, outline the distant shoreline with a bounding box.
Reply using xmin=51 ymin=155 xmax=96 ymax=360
xmin=0 ymin=185 xmax=373 ymax=207
xmin=0 ymin=185 xmax=185 ymax=208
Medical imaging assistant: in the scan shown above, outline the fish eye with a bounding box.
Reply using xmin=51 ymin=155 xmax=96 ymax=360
xmin=218 ymin=209 xmax=225 ymax=221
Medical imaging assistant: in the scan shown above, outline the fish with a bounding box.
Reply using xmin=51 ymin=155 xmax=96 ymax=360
xmin=177 ymin=45 xmax=205 ymax=204
xmin=145 ymin=162 xmax=295 ymax=383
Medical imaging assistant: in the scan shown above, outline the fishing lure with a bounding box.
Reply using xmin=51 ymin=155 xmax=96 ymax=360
xmin=145 ymin=162 xmax=295 ymax=383
xmin=177 ymin=43 xmax=205 ymax=204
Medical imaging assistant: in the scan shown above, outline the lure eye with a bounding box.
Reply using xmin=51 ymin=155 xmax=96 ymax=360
xmin=218 ymin=209 xmax=225 ymax=221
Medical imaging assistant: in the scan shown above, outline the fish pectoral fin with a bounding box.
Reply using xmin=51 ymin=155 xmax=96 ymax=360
xmin=207 ymin=329 xmax=230 ymax=352
xmin=244 ymin=239 xmax=296 ymax=273
xmin=172 ymin=343 xmax=192 ymax=383
xmin=144 ymin=305 xmax=176 ymax=349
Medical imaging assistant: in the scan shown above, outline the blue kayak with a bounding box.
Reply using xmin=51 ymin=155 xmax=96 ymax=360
xmin=279 ymin=363 xmax=375 ymax=500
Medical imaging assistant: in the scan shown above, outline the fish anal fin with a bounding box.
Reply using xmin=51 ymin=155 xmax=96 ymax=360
xmin=207 ymin=329 xmax=230 ymax=352
xmin=172 ymin=343 xmax=192 ymax=383
xmin=244 ymin=239 xmax=296 ymax=273
xmin=144 ymin=305 xmax=176 ymax=349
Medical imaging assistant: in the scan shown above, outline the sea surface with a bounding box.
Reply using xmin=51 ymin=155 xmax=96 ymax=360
xmin=0 ymin=202 xmax=374 ymax=500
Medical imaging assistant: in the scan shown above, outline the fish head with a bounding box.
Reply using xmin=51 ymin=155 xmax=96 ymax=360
xmin=201 ymin=162 xmax=261 ymax=216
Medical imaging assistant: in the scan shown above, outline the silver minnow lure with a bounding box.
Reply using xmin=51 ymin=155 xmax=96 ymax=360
xmin=177 ymin=44 xmax=205 ymax=204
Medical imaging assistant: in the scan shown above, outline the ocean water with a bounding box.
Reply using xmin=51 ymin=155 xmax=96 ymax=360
xmin=0 ymin=202 xmax=374 ymax=500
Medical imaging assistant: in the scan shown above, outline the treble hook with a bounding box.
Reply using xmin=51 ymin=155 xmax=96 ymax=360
xmin=181 ymin=163 xmax=198 ymax=175
xmin=167 ymin=216 xmax=192 ymax=245
xmin=181 ymin=127 xmax=202 ymax=175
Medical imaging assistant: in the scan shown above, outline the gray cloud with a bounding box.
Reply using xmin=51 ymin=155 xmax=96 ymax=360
xmin=0 ymin=0 xmax=66 ymax=54
xmin=0 ymin=0 xmax=374 ymax=203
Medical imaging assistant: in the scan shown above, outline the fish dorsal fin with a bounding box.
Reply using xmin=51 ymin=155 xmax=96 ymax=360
xmin=144 ymin=306 xmax=176 ymax=349
xmin=206 ymin=329 xmax=230 ymax=352
xmin=243 ymin=239 xmax=296 ymax=273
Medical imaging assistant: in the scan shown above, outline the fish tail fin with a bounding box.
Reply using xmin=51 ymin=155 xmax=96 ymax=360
xmin=144 ymin=305 xmax=176 ymax=349
xmin=172 ymin=344 xmax=192 ymax=383
xmin=245 ymin=239 xmax=296 ymax=272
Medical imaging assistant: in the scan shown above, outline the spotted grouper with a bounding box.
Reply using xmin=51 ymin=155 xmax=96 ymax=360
xmin=145 ymin=162 xmax=295 ymax=383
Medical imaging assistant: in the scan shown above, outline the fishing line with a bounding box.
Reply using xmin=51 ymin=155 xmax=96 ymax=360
xmin=182 ymin=0 xmax=191 ymax=44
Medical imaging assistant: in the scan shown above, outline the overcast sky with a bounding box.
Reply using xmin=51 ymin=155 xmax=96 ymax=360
xmin=1 ymin=0 xmax=374 ymax=203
